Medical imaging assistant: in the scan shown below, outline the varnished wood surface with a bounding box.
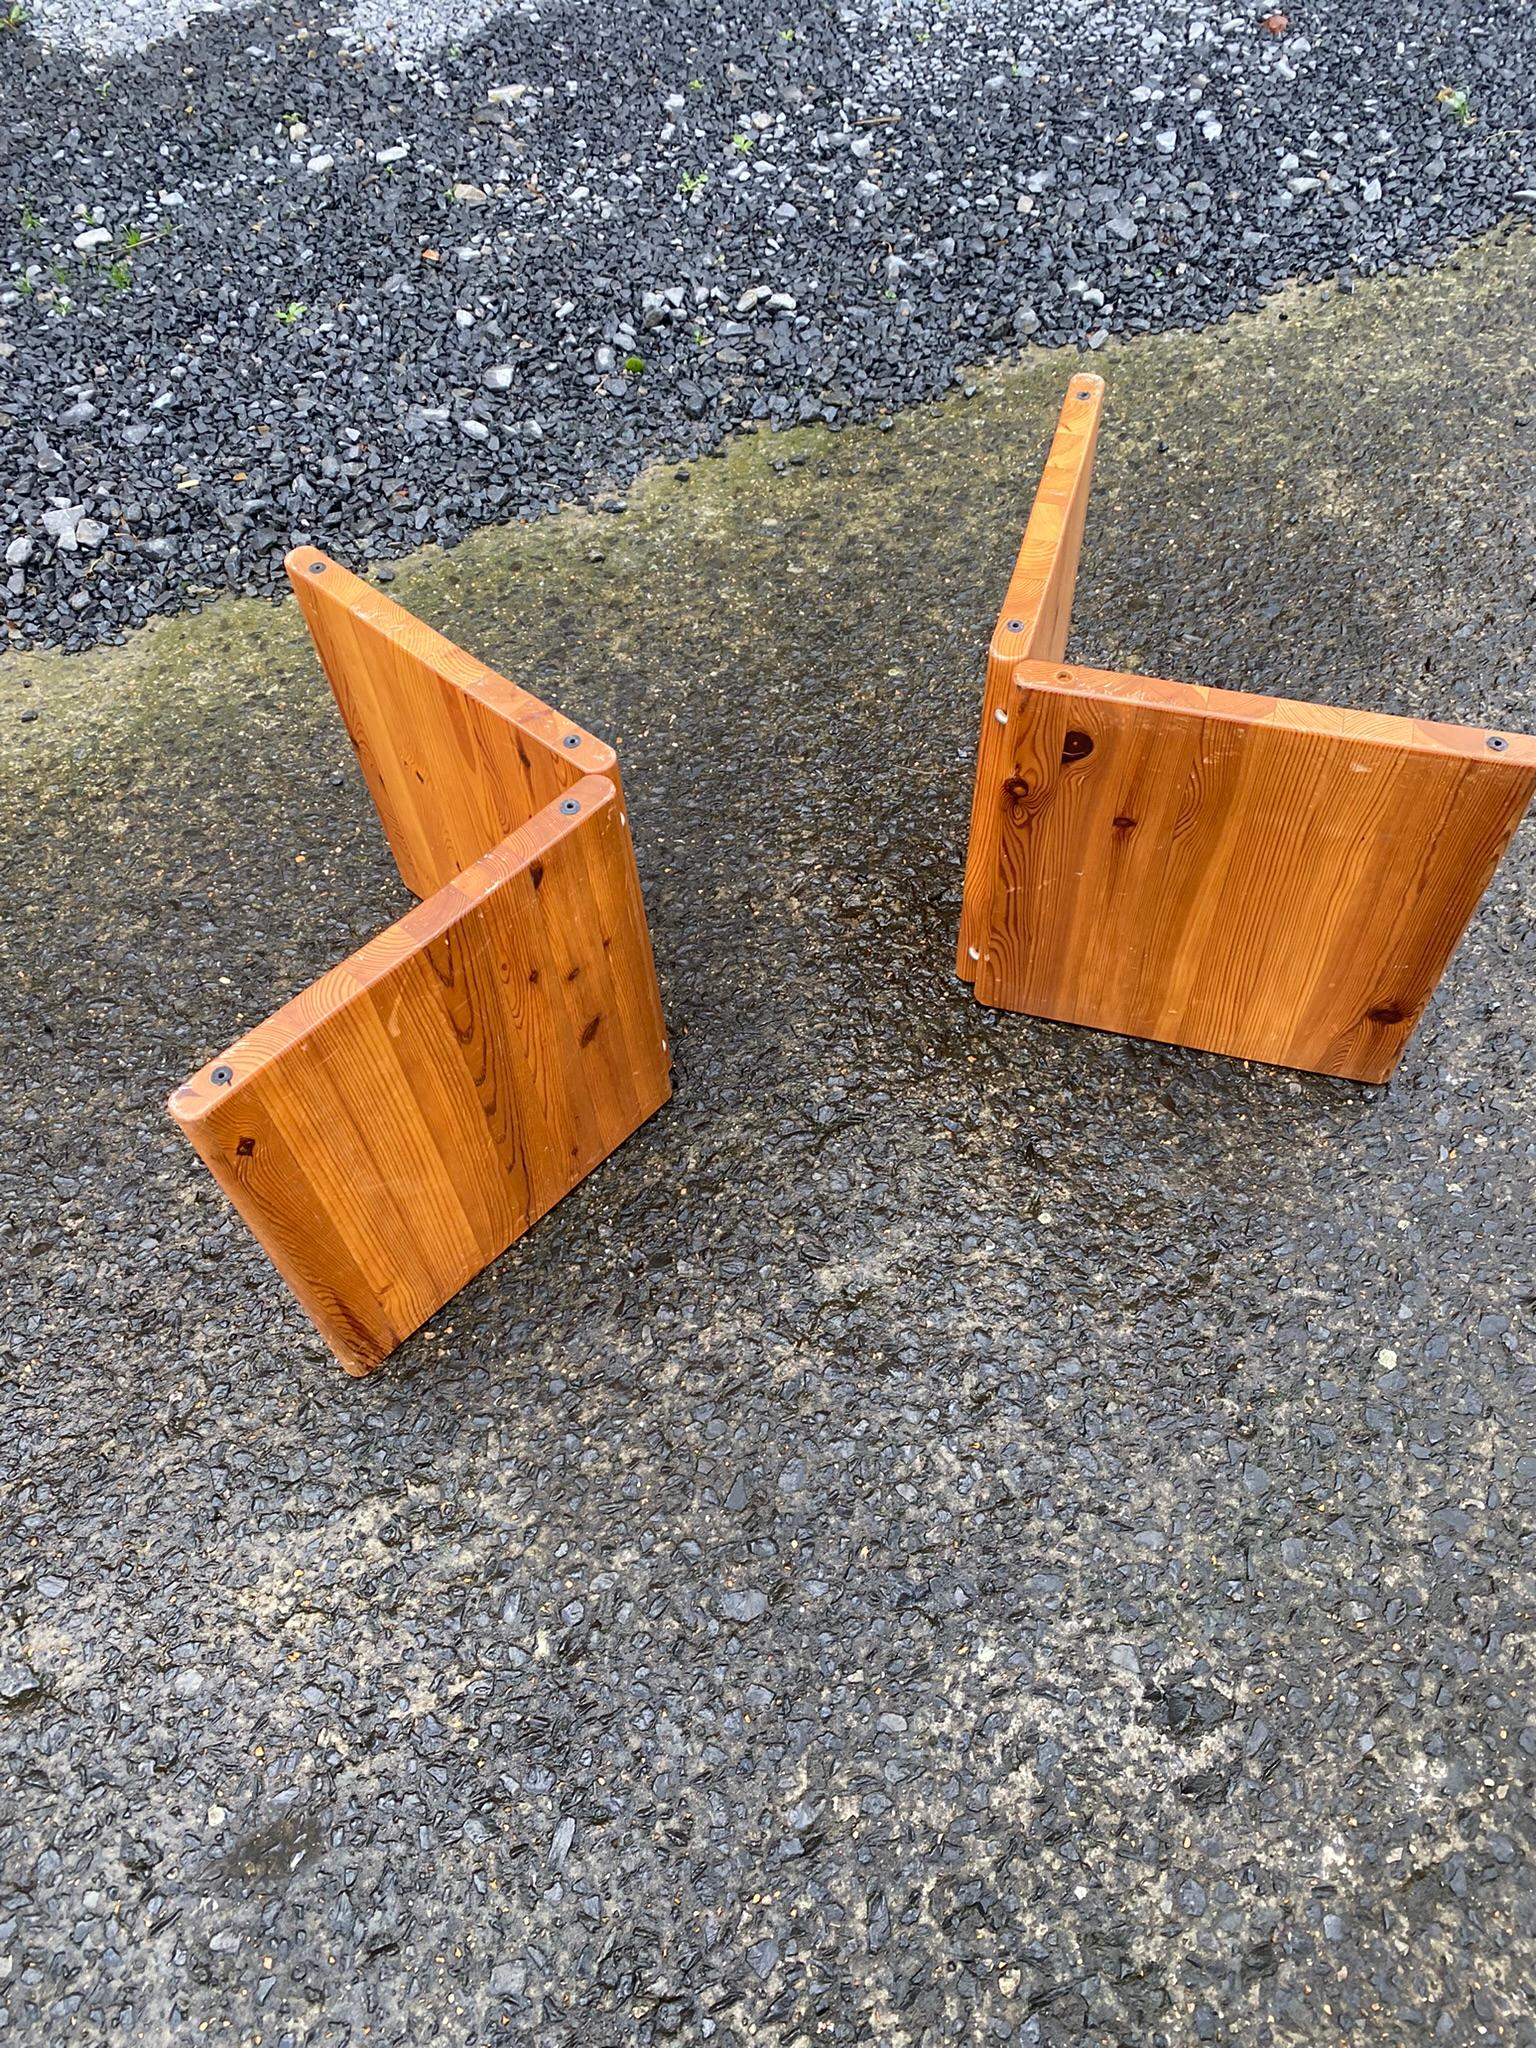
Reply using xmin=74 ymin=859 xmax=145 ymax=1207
xmin=287 ymin=547 xmax=615 ymax=900
xmin=956 ymin=375 xmax=1103 ymax=978
xmin=170 ymin=776 xmax=670 ymax=1373
xmin=974 ymin=661 xmax=1536 ymax=1081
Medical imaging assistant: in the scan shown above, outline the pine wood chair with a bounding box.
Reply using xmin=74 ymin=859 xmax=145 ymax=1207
xmin=169 ymin=552 xmax=670 ymax=1374
xmin=957 ymin=376 xmax=1536 ymax=1081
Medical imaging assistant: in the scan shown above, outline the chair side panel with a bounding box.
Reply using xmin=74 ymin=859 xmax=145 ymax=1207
xmin=974 ymin=666 xmax=1536 ymax=1080
xmin=169 ymin=777 xmax=670 ymax=1371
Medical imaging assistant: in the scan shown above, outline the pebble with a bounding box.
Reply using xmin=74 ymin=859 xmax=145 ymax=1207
xmin=718 ymin=1588 xmax=768 ymax=1622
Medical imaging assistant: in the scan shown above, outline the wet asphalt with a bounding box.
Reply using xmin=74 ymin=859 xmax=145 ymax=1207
xmin=2 ymin=226 xmax=1536 ymax=2045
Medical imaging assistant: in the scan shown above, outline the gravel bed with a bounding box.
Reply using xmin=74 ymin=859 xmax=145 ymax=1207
xmin=2 ymin=0 xmax=1534 ymax=653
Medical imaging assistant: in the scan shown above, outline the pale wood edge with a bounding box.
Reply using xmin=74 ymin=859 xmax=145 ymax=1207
xmin=1010 ymin=660 xmax=1536 ymax=767
xmin=284 ymin=548 xmax=618 ymax=781
xmin=987 ymin=373 xmax=1106 ymax=669
xmin=168 ymin=774 xmax=626 ymax=1123
xmin=956 ymin=373 xmax=1105 ymax=979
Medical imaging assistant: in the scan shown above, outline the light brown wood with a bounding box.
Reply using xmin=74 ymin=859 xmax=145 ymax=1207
xmin=960 ymin=377 xmax=1536 ymax=1080
xmin=973 ymin=661 xmax=1536 ymax=1080
xmin=170 ymin=556 xmax=669 ymax=1373
xmin=171 ymin=777 xmax=669 ymax=1374
xmin=288 ymin=546 xmax=615 ymax=898
xmin=956 ymin=374 xmax=1103 ymax=978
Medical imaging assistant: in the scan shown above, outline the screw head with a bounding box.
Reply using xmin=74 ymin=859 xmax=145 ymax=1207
xmin=1487 ymin=735 xmax=1510 ymax=752
xmin=562 ymin=732 xmax=582 ymax=748
xmin=211 ymin=1064 xmax=234 ymax=1086
xmin=559 ymin=797 xmax=582 ymax=815
xmin=307 ymin=561 xmax=325 ymax=574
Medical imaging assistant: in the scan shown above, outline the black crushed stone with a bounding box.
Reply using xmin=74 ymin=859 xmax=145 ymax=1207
xmin=2 ymin=0 xmax=1535 ymax=651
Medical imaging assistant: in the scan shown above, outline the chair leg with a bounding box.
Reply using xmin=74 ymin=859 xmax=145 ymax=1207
xmin=960 ymin=380 xmax=1536 ymax=1080
xmin=169 ymin=557 xmax=669 ymax=1373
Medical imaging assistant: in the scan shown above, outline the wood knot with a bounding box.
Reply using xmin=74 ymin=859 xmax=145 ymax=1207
xmin=1061 ymin=730 xmax=1094 ymax=763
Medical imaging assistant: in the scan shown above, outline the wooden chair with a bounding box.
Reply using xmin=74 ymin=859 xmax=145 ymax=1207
xmin=958 ymin=376 xmax=1536 ymax=1081
xmin=169 ymin=551 xmax=670 ymax=1374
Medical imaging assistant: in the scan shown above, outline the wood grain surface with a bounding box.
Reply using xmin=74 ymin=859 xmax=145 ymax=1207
xmin=973 ymin=660 xmax=1536 ymax=1080
xmin=287 ymin=547 xmax=616 ymax=899
xmin=170 ymin=775 xmax=670 ymax=1373
xmin=956 ymin=375 xmax=1103 ymax=978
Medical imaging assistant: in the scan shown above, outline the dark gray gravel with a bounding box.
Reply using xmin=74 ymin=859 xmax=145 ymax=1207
xmin=3 ymin=232 xmax=1536 ymax=2043
xmin=3 ymin=0 xmax=1536 ymax=652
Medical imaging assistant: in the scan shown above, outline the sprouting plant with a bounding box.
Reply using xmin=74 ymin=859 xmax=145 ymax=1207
xmin=678 ymin=169 xmax=709 ymax=196
xmin=688 ymin=78 xmax=703 ymax=90
xmin=15 ymin=273 xmax=34 ymax=295
xmin=123 ymin=225 xmax=143 ymax=249
xmin=20 ymin=206 xmax=41 ymax=233
xmin=98 ymin=77 xmax=112 ymax=97
xmin=107 ymin=260 xmax=132 ymax=287
xmin=778 ymin=27 xmax=795 ymax=40
xmin=693 ymin=328 xmax=708 ymax=344
xmin=731 ymin=132 xmax=754 ymax=153
xmin=1435 ymin=85 xmax=1475 ymax=126
xmin=275 ymin=300 xmax=307 ymax=325
xmin=624 ymin=353 xmax=645 ymax=374
xmin=1 ymin=4 xmax=28 ymax=30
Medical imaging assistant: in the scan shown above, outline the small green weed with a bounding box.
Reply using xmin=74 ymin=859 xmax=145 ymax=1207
xmin=1436 ymin=85 xmax=1475 ymax=126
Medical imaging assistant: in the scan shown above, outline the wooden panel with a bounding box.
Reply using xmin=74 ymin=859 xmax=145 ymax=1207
xmin=287 ymin=547 xmax=617 ymax=900
xmin=974 ymin=661 xmax=1536 ymax=1081
xmin=169 ymin=775 xmax=669 ymax=1373
xmin=956 ymin=375 xmax=1103 ymax=979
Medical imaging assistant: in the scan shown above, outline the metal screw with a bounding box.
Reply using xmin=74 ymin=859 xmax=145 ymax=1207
xmin=1487 ymin=735 xmax=1510 ymax=752
xmin=1076 ymin=389 xmax=1093 ymax=399
xmin=211 ymin=1065 xmax=234 ymax=1086
xmin=307 ymin=561 xmax=325 ymax=574
xmin=559 ymin=797 xmax=582 ymax=815
xmin=562 ymin=733 xmax=582 ymax=748
xmin=1005 ymin=618 xmax=1024 ymax=633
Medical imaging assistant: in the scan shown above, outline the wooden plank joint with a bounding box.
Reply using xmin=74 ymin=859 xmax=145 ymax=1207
xmin=169 ymin=552 xmax=670 ymax=1374
xmin=958 ymin=380 xmax=1536 ymax=1081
